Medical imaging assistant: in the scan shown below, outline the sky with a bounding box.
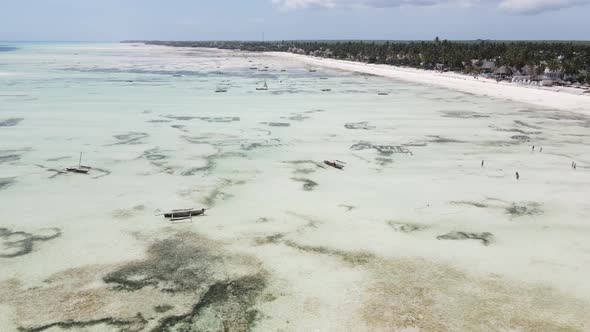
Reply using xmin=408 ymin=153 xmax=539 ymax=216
xmin=0 ymin=0 xmax=589 ymax=41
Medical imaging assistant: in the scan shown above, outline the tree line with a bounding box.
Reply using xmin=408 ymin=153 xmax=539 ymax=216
xmin=129 ymin=39 xmax=590 ymax=84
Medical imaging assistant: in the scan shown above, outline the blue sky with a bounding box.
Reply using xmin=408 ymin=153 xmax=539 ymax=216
xmin=1 ymin=0 xmax=589 ymax=41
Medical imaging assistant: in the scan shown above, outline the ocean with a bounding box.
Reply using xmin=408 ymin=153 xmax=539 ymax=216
xmin=1 ymin=42 xmax=589 ymax=331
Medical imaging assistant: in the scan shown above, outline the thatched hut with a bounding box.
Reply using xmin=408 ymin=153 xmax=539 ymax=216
xmin=480 ymin=61 xmax=496 ymax=73
xmin=493 ymin=66 xmax=513 ymax=80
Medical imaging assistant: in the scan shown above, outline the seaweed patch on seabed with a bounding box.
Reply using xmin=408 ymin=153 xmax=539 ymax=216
xmin=200 ymin=179 xmax=247 ymax=207
xmin=253 ymin=231 xmax=590 ymax=330
xmin=109 ymin=132 xmax=149 ymax=145
xmin=161 ymin=115 xmax=198 ymax=121
xmin=0 ymin=177 xmax=15 ymax=191
xmin=198 ymin=116 xmax=241 ymax=123
xmin=511 ymin=135 xmax=531 ymax=142
xmin=147 ymin=119 xmax=172 ymax=123
xmin=451 ymin=201 xmax=488 ymax=208
xmin=350 ymin=142 xmax=413 ymax=155
xmin=291 ymin=178 xmax=318 ymax=191
xmin=490 ymin=125 xmax=541 ymax=135
xmin=182 ymin=151 xmax=247 ymax=176
xmin=440 ymin=111 xmax=490 ymax=119
xmin=112 ymin=205 xmax=146 ymax=219
xmin=45 ymin=156 xmax=70 ymax=162
xmin=514 ymin=120 xmax=542 ymax=129
xmin=345 ymin=122 xmax=376 ymax=130
xmin=260 ymin=122 xmax=291 ymax=127
xmin=0 ymin=154 xmax=20 ymax=164
xmin=0 ymin=231 xmax=269 ymax=332
xmin=338 ymin=204 xmax=355 ymax=212
xmin=0 ymin=227 xmax=61 ymax=258
xmin=360 ymin=256 xmax=589 ymax=331
xmin=387 ymin=221 xmax=427 ymax=233
xmin=284 ymin=160 xmax=325 ymax=174
xmin=0 ymin=118 xmax=24 ymax=127
xmin=436 ymin=231 xmax=494 ymax=246
xmin=282 ymin=113 xmax=310 ymax=121
xmin=506 ymin=202 xmax=543 ymax=217
xmin=427 ymin=135 xmax=465 ymax=143
xmin=91 ymin=167 xmax=111 ymax=179
xmin=141 ymin=148 xmax=168 ymax=162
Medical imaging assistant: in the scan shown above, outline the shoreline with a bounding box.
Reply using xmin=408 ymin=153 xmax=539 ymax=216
xmin=267 ymin=52 xmax=590 ymax=112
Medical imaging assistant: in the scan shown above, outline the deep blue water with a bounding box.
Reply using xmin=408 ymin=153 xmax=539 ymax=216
xmin=0 ymin=45 xmax=18 ymax=52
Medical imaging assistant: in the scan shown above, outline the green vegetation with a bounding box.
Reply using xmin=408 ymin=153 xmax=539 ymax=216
xmin=127 ymin=39 xmax=590 ymax=85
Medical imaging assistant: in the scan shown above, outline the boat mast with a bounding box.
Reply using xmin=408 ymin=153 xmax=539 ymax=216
xmin=79 ymin=152 xmax=82 ymax=168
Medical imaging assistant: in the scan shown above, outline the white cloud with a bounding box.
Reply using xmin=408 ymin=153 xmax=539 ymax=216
xmin=271 ymin=0 xmax=464 ymax=9
xmin=272 ymin=0 xmax=590 ymax=13
xmin=498 ymin=0 xmax=589 ymax=14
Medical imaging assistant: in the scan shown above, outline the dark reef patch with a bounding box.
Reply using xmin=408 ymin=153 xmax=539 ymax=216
xmin=91 ymin=167 xmax=111 ymax=179
xmin=440 ymin=111 xmax=490 ymax=119
xmin=0 ymin=177 xmax=15 ymax=191
xmin=284 ymin=114 xmax=310 ymax=121
xmin=284 ymin=240 xmax=375 ymax=266
xmin=261 ymin=122 xmax=291 ymax=127
xmin=387 ymin=221 xmax=427 ymax=233
xmin=291 ymin=178 xmax=318 ymax=191
xmin=0 ymin=154 xmax=20 ymax=164
xmin=514 ymin=120 xmax=542 ymax=129
xmin=427 ymin=135 xmax=465 ymax=143
xmin=147 ymin=119 xmax=172 ymax=123
xmin=437 ymin=231 xmax=494 ymax=246
xmin=161 ymin=115 xmax=198 ymax=121
xmin=0 ymin=227 xmax=61 ymax=258
xmin=6 ymin=231 xmax=268 ymax=332
xmin=45 ymin=156 xmax=70 ymax=162
xmin=19 ymin=314 xmax=148 ymax=332
xmin=154 ymin=275 xmax=266 ymax=332
xmin=338 ymin=204 xmax=355 ymax=212
xmin=351 ymin=142 xmax=412 ymax=155
xmin=510 ymin=135 xmax=530 ymax=142
xmin=345 ymin=122 xmax=375 ymax=130
xmin=374 ymin=157 xmax=393 ymax=166
xmin=0 ymin=118 xmax=24 ymax=127
xmin=506 ymin=202 xmax=542 ymax=217
xmin=450 ymin=201 xmax=488 ymax=208
xmin=104 ymin=236 xmax=224 ymax=292
xmin=110 ymin=132 xmax=149 ymax=145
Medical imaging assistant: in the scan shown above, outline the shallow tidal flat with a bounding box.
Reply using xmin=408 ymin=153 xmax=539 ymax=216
xmin=1 ymin=43 xmax=590 ymax=331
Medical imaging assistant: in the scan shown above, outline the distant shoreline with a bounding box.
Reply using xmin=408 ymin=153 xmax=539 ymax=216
xmin=266 ymin=52 xmax=590 ymax=112
xmin=129 ymin=42 xmax=590 ymax=112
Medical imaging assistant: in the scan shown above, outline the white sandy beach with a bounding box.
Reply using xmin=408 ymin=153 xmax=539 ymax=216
xmin=269 ymin=52 xmax=590 ymax=113
xmin=1 ymin=43 xmax=590 ymax=331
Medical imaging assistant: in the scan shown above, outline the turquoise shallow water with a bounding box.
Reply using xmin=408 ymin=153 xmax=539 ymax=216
xmin=1 ymin=43 xmax=590 ymax=331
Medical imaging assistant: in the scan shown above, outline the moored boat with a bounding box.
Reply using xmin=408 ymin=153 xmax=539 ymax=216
xmin=324 ymin=160 xmax=345 ymax=170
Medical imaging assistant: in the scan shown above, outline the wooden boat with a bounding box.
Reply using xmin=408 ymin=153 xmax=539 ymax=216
xmin=215 ymin=87 xmax=228 ymax=93
xmin=66 ymin=152 xmax=90 ymax=174
xmin=163 ymin=208 xmax=206 ymax=219
xmin=66 ymin=167 xmax=89 ymax=174
xmin=321 ymin=88 xmax=332 ymax=92
xmin=324 ymin=160 xmax=344 ymax=170
xmin=377 ymin=92 xmax=389 ymax=95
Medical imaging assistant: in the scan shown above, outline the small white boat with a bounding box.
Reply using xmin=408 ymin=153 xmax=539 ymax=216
xmin=256 ymin=81 xmax=269 ymax=91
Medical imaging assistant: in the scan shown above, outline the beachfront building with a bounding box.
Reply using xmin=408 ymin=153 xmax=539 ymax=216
xmin=544 ymin=67 xmax=564 ymax=81
xmin=480 ymin=61 xmax=496 ymax=74
xmin=493 ymin=66 xmax=513 ymax=80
